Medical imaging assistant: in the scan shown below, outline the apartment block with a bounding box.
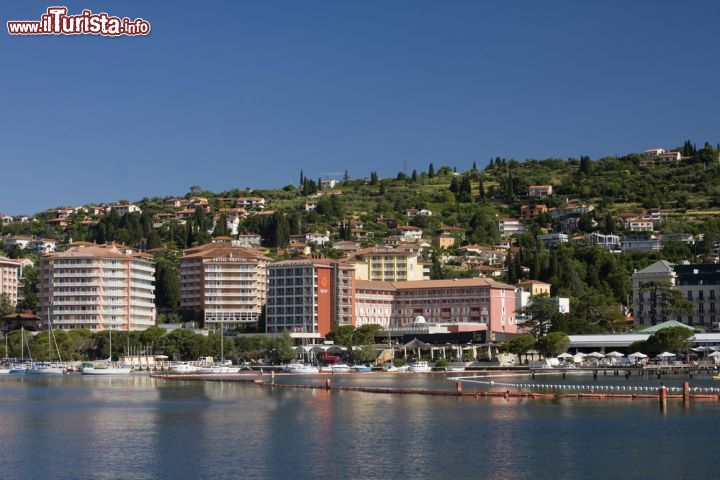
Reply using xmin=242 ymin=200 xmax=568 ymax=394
xmin=39 ymin=244 xmax=156 ymax=331
xmin=265 ymin=260 xmax=355 ymax=339
xmin=180 ymin=242 xmax=270 ymax=330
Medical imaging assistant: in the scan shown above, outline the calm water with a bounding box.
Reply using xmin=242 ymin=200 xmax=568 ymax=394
xmin=0 ymin=373 xmax=718 ymax=479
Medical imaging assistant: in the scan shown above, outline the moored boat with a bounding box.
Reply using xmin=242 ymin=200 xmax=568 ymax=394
xmin=350 ymin=364 xmax=372 ymax=372
xmin=81 ymin=362 xmax=132 ymax=375
xmin=408 ymin=361 xmax=432 ymax=373
xmin=331 ymin=363 xmax=350 ymax=373
xmin=28 ymin=362 xmax=65 ymax=375
xmin=285 ymin=363 xmax=320 ymax=374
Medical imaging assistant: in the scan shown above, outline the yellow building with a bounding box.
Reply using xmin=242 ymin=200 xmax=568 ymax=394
xmin=341 ymin=247 xmax=426 ymax=282
xmin=517 ymin=280 xmax=551 ymax=296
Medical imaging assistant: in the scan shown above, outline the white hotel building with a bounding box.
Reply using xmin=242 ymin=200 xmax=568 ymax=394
xmin=39 ymin=244 xmax=156 ymax=331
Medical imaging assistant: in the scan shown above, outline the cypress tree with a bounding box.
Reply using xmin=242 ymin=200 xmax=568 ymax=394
xmin=428 ymin=163 xmax=435 ymax=178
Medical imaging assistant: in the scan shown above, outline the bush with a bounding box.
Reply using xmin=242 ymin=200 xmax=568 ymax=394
xmin=435 ymin=358 xmax=449 ymax=368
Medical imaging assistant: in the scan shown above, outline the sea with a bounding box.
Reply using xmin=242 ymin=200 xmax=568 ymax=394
xmin=0 ymin=372 xmax=718 ymax=479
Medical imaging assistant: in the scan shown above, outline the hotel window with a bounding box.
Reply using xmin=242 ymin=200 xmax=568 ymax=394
xmin=711 ymin=290 xmax=716 ymax=300
xmin=687 ymin=291 xmax=693 ymax=300
xmin=699 ymin=290 xmax=704 ymax=300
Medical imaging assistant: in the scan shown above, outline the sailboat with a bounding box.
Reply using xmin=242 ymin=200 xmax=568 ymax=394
xmin=197 ymin=323 xmax=240 ymax=374
xmin=9 ymin=327 xmax=31 ymax=374
xmin=1 ymin=330 xmax=11 ymax=374
xmin=29 ymin=308 xmax=65 ymax=375
xmin=81 ymin=328 xmax=132 ymax=375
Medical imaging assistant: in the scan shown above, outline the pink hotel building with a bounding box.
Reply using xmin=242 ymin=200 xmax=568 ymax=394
xmin=353 ymin=278 xmax=517 ymax=336
xmin=0 ymin=256 xmax=23 ymax=306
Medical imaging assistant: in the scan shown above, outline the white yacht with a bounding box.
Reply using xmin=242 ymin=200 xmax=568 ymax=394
xmin=28 ymin=362 xmax=65 ymax=375
xmin=81 ymin=362 xmax=132 ymax=376
xmin=169 ymin=362 xmax=204 ymax=373
xmin=408 ymin=361 xmax=432 ymax=373
xmin=331 ymin=363 xmax=350 ymax=373
xmin=0 ymin=367 xmax=11 ymax=375
xmin=285 ymin=363 xmax=320 ymax=374
xmin=196 ymin=365 xmax=241 ymax=374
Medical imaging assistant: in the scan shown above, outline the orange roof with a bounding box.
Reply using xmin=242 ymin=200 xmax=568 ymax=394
xmin=356 ymin=278 xmax=514 ymax=290
xmin=182 ymin=243 xmax=271 ymax=261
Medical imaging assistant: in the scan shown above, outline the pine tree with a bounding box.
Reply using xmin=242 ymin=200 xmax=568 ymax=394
xmin=472 ymin=161 xmax=477 ymax=171
xmin=579 ymin=155 xmax=592 ymax=174
xmin=478 ymin=178 xmax=485 ymax=200
xmin=428 ymin=163 xmax=435 ymax=178
xmin=214 ymin=213 xmax=230 ymax=237
xmin=299 ymin=170 xmax=305 ymax=187
xmin=411 ymin=169 xmax=418 ymax=182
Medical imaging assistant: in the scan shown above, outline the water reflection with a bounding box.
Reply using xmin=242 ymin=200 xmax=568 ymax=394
xmin=0 ymin=374 xmax=719 ymax=479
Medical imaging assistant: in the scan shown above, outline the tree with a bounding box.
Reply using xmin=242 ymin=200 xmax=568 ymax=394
xmin=521 ymin=295 xmax=562 ymax=338
xmin=429 ymin=252 xmax=445 ymax=280
xmin=536 ymin=332 xmax=570 ymax=357
xmin=639 ymin=281 xmax=693 ymax=325
xmin=213 ymin=213 xmax=230 ymax=237
xmin=501 ymin=334 xmax=536 ymax=355
xmin=642 ymin=326 xmax=694 ymax=354
xmin=155 ymin=247 xmax=181 ymax=313
xmin=17 ymin=267 xmax=38 ymax=312
xmin=411 ymin=170 xmax=418 ymax=182
xmin=160 ymin=328 xmax=206 ymax=360
xmin=139 ymin=326 xmax=167 ymax=353
xmin=0 ymin=293 xmax=14 ymax=316
xmin=428 ymin=163 xmax=435 ymax=178
xmin=579 ymin=155 xmax=592 ymax=174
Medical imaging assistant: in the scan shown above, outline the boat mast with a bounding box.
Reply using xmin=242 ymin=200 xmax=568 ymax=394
xmin=220 ymin=322 xmax=224 ymax=363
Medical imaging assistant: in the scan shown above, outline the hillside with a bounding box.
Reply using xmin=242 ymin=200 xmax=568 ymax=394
xmin=2 ymin=140 xmax=719 ymax=332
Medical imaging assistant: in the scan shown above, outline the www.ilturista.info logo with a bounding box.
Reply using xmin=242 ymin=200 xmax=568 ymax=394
xmin=7 ymin=6 xmax=150 ymax=36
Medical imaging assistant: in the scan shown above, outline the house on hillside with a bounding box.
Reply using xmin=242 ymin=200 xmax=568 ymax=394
xmin=528 ymin=185 xmax=553 ymax=197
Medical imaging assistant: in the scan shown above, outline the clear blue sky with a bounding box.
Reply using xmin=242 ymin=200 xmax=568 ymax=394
xmin=2 ymin=0 xmax=719 ymax=214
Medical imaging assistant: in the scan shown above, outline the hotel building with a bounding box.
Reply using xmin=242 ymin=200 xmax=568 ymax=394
xmin=180 ymin=242 xmax=270 ymax=330
xmin=353 ymin=278 xmax=517 ymax=337
xmin=341 ymin=247 xmax=426 ymax=282
xmin=633 ymin=260 xmax=720 ymax=329
xmin=38 ymin=244 xmax=156 ymax=331
xmin=0 ymin=256 xmax=22 ymax=306
xmin=266 ymin=260 xmax=355 ymax=339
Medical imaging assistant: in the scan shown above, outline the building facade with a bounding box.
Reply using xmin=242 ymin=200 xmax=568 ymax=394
xmin=0 ymin=256 xmax=22 ymax=306
xmin=38 ymin=244 xmax=156 ymax=331
xmin=342 ymin=247 xmax=426 ymax=282
xmin=180 ymin=242 xmax=270 ymax=330
xmin=633 ymin=260 xmax=720 ymax=330
xmin=266 ymin=260 xmax=355 ymax=339
xmin=354 ymin=278 xmax=517 ymax=337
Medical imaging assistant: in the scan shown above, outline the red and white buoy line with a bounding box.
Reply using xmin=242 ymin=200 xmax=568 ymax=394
xmin=449 ymin=373 xmax=720 ymax=395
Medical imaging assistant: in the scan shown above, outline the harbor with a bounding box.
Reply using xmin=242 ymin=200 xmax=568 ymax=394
xmin=1 ymin=372 xmax=718 ymax=479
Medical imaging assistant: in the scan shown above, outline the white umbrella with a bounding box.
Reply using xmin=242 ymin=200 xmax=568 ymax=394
xmin=692 ymin=346 xmax=708 ymax=352
xmin=656 ymin=352 xmax=676 ymax=358
xmin=605 ymin=351 xmax=624 ymax=358
xmin=557 ymin=353 xmax=573 ymax=359
xmin=628 ymin=352 xmax=647 ymax=359
xmin=708 ymin=351 xmax=720 ymax=358
xmin=586 ymin=352 xmax=604 ymax=359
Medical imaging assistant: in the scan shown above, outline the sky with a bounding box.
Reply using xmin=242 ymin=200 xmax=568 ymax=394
xmin=1 ymin=0 xmax=719 ymax=214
